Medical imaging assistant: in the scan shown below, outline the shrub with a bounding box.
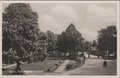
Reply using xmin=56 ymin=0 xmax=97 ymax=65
xmin=65 ymin=63 xmax=73 ymax=71
xmin=55 ymin=64 xmax=58 ymax=66
xmin=59 ymin=61 xmax=61 ymax=63
xmin=65 ymin=60 xmax=82 ymax=71
xmin=47 ymin=69 xmax=50 ymax=72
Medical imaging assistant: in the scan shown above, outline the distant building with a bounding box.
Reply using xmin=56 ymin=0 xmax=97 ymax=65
xmin=91 ymin=47 xmax=97 ymax=51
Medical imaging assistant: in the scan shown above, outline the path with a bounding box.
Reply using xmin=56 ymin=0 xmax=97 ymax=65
xmin=2 ymin=62 xmax=27 ymax=69
xmin=3 ymin=64 xmax=16 ymax=69
xmin=54 ymin=60 xmax=70 ymax=72
xmin=63 ymin=55 xmax=117 ymax=75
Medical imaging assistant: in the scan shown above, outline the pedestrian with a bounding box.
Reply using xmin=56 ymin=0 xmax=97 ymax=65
xmin=103 ymin=60 xmax=107 ymax=67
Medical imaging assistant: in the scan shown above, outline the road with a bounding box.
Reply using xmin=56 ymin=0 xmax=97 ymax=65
xmin=63 ymin=55 xmax=117 ymax=75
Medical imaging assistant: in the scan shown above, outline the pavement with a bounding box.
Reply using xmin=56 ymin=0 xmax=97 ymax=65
xmin=2 ymin=62 xmax=27 ymax=69
xmin=3 ymin=64 xmax=16 ymax=69
xmin=63 ymin=55 xmax=117 ymax=75
xmin=54 ymin=60 xmax=70 ymax=73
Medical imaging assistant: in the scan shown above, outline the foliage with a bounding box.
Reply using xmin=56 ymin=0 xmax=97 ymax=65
xmin=91 ymin=40 xmax=97 ymax=47
xmin=2 ymin=3 xmax=46 ymax=63
xmin=46 ymin=31 xmax=57 ymax=56
xmin=83 ymin=41 xmax=91 ymax=52
xmin=65 ymin=63 xmax=73 ymax=71
xmin=97 ymin=26 xmax=117 ymax=55
xmin=2 ymin=48 xmax=17 ymax=63
xmin=57 ymin=23 xmax=84 ymax=59
xmin=65 ymin=60 xmax=80 ymax=71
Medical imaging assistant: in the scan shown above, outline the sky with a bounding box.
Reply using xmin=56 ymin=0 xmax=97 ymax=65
xmin=3 ymin=2 xmax=117 ymax=41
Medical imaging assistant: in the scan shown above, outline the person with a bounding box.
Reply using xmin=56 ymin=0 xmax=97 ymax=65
xmin=103 ymin=60 xmax=107 ymax=67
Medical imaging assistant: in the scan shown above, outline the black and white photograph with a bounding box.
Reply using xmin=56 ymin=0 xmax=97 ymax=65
xmin=1 ymin=1 xmax=119 ymax=76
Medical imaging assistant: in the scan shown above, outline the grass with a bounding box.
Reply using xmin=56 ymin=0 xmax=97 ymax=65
xmin=20 ymin=60 xmax=64 ymax=71
xmin=2 ymin=59 xmax=64 ymax=75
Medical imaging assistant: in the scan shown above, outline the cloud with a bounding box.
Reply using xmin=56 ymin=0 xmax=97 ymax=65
xmin=87 ymin=4 xmax=116 ymax=22
xmin=51 ymin=5 xmax=79 ymax=25
xmin=51 ymin=5 xmax=77 ymax=18
xmin=37 ymin=4 xmax=117 ymax=41
xmin=78 ymin=4 xmax=117 ymax=41
xmin=39 ymin=15 xmax=65 ymax=34
xmin=80 ymin=28 xmax=98 ymax=41
xmin=38 ymin=5 xmax=80 ymax=34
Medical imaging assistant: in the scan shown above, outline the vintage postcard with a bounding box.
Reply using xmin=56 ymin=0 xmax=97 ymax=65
xmin=0 ymin=0 xmax=119 ymax=78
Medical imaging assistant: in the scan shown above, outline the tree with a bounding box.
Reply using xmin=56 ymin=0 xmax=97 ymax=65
xmin=91 ymin=40 xmax=97 ymax=47
xmin=57 ymin=23 xmax=84 ymax=59
xmin=83 ymin=41 xmax=91 ymax=52
xmin=46 ymin=31 xmax=57 ymax=56
xmin=2 ymin=3 xmax=40 ymax=62
xmin=90 ymin=40 xmax=98 ymax=53
xmin=35 ymin=32 xmax=47 ymax=62
xmin=97 ymin=26 xmax=117 ymax=57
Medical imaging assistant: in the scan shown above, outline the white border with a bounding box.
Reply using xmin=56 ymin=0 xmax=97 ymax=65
xmin=0 ymin=1 xmax=119 ymax=3
xmin=0 ymin=1 xmax=119 ymax=78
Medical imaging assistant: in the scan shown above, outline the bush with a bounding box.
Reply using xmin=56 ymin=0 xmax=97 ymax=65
xmin=65 ymin=63 xmax=73 ymax=71
xmin=59 ymin=61 xmax=61 ymax=63
xmin=55 ymin=64 xmax=58 ymax=66
xmin=65 ymin=60 xmax=83 ymax=71
xmin=75 ymin=56 xmax=85 ymax=65
xmin=47 ymin=69 xmax=50 ymax=72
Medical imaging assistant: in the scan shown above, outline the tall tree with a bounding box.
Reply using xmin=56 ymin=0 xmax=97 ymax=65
xmin=2 ymin=3 xmax=40 ymax=59
xmin=57 ymin=23 xmax=84 ymax=59
xmin=97 ymin=26 xmax=117 ymax=56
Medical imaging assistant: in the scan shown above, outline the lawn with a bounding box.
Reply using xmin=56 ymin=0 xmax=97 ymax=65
xmin=2 ymin=59 xmax=64 ymax=75
xmin=21 ymin=60 xmax=64 ymax=71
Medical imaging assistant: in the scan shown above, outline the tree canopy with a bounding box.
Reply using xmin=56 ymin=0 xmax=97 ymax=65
xmin=2 ymin=3 xmax=40 ymax=59
xmin=57 ymin=23 xmax=84 ymax=56
xmin=97 ymin=26 xmax=117 ymax=54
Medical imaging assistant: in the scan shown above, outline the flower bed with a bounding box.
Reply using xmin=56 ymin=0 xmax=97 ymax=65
xmin=65 ymin=57 xmax=85 ymax=71
xmin=65 ymin=60 xmax=79 ymax=71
